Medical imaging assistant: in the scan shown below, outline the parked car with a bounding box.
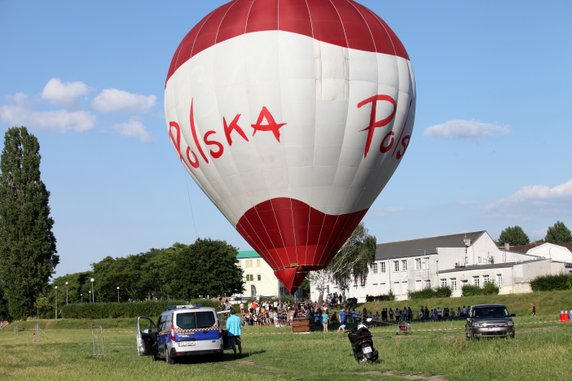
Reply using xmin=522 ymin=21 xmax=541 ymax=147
xmin=465 ymin=304 xmax=515 ymax=340
xmin=136 ymin=305 xmax=226 ymax=364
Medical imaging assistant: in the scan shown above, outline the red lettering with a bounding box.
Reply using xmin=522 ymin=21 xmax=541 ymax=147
xmin=223 ymin=114 xmax=249 ymax=145
xmin=189 ymin=99 xmax=209 ymax=165
xmin=357 ymin=95 xmax=397 ymax=158
xmin=396 ymin=134 xmax=410 ymax=160
xmin=186 ymin=147 xmax=199 ymax=168
xmin=169 ymin=121 xmax=194 ymax=172
xmin=380 ymin=131 xmax=395 ymax=153
xmin=251 ymin=106 xmax=286 ymax=142
xmin=204 ymin=130 xmax=224 ymax=159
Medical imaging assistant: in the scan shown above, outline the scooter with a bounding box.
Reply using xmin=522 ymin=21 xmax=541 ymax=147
xmin=348 ymin=319 xmax=379 ymax=364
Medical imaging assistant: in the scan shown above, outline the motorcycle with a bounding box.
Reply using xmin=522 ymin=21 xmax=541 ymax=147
xmin=348 ymin=319 xmax=379 ymax=364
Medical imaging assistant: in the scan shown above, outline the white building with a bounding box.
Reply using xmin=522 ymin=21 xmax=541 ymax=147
xmin=310 ymin=231 xmax=572 ymax=302
xmin=234 ymin=250 xmax=297 ymax=299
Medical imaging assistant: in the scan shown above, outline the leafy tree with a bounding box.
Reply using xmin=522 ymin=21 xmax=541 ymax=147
xmin=170 ymin=239 xmax=244 ymax=299
xmin=545 ymin=221 xmax=572 ymax=244
xmin=0 ymin=127 xmax=58 ymax=319
xmin=498 ymin=225 xmax=529 ymax=246
xmin=309 ymin=223 xmax=376 ymax=302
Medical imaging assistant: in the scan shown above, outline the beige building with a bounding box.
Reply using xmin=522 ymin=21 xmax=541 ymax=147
xmin=234 ymin=250 xmax=294 ymax=299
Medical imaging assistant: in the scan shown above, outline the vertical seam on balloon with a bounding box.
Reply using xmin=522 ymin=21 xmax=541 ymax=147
xmin=214 ymin=0 xmax=238 ymax=44
xmin=348 ymin=0 xmax=377 ymax=52
xmin=288 ymin=197 xmax=299 ymax=267
xmin=269 ymin=198 xmax=289 ymax=268
xmin=303 ymin=202 xmax=311 ymax=266
xmin=189 ymin=11 xmax=216 ymax=60
xmin=328 ymin=0 xmax=349 ymax=49
xmin=303 ymin=0 xmax=314 ymax=38
xmin=244 ymin=0 xmax=256 ymax=33
xmin=240 ymin=215 xmax=277 ymax=269
xmin=253 ymin=203 xmax=287 ymax=270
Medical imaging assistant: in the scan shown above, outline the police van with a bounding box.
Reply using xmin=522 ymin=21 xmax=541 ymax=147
xmin=137 ymin=305 xmax=225 ymax=364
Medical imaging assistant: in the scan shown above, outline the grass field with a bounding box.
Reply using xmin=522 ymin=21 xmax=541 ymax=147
xmin=1 ymin=314 xmax=571 ymax=381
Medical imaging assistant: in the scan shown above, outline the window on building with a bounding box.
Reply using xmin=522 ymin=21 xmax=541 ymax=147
xmin=393 ymin=261 xmax=400 ymax=272
xmin=256 ymin=259 xmax=261 ymax=267
xmin=353 ymin=277 xmax=358 ymax=287
xmin=440 ymin=279 xmax=447 ymax=288
xmin=401 ymin=260 xmax=408 ymax=271
xmin=381 ymin=262 xmax=386 ymax=273
xmin=424 ymin=280 xmax=431 ymax=289
xmin=415 ymin=280 xmax=422 ymax=290
xmin=415 ymin=258 xmax=422 ymax=270
xmin=473 ymin=276 xmax=480 ymax=287
xmin=483 ymin=275 xmax=490 ymax=284
xmin=497 ymin=274 xmax=503 ymax=287
xmin=372 ymin=263 xmax=378 ymax=274
xmin=246 ymin=274 xmax=254 ymax=281
xmin=360 ymin=277 xmax=366 ymax=287
xmin=257 ymin=274 xmax=261 ymax=281
xmin=246 ymin=260 xmax=253 ymax=268
xmin=450 ymin=278 xmax=457 ymax=291
xmin=423 ymin=257 xmax=430 ymax=270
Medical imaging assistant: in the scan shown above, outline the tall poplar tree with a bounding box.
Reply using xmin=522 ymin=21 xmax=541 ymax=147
xmin=0 ymin=127 xmax=58 ymax=319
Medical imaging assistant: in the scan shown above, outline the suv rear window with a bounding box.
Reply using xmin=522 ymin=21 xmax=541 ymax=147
xmin=176 ymin=311 xmax=216 ymax=329
xmin=472 ymin=306 xmax=509 ymax=318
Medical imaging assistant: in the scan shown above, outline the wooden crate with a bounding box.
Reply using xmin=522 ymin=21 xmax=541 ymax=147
xmin=291 ymin=318 xmax=311 ymax=333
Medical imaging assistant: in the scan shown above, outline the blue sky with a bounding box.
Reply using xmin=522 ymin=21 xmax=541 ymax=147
xmin=1 ymin=1 xmax=571 ymax=278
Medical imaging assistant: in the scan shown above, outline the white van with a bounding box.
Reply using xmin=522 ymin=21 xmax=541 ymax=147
xmin=137 ymin=305 xmax=225 ymax=364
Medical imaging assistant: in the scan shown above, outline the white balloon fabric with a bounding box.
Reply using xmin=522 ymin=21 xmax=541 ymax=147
xmin=165 ymin=0 xmax=416 ymax=292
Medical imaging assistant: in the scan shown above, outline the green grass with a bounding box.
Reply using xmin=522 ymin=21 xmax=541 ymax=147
xmin=1 ymin=314 xmax=571 ymax=381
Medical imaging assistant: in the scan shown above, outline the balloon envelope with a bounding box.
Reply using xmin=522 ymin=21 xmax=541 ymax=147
xmin=165 ymin=0 xmax=416 ymax=293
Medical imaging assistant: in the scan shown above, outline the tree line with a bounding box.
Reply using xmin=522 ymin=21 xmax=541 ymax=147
xmin=497 ymin=222 xmax=572 ymax=246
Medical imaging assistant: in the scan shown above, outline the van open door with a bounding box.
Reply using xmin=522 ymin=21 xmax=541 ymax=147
xmin=136 ymin=316 xmax=157 ymax=357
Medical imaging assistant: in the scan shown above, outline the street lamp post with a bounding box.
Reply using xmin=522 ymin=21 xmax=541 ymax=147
xmin=90 ymin=278 xmax=95 ymax=303
xmin=116 ymin=286 xmax=120 ymax=303
xmin=54 ymin=286 xmax=58 ymax=320
xmin=65 ymin=281 xmax=69 ymax=305
xmin=88 ymin=290 xmax=92 ymax=304
xmin=80 ymin=293 xmax=83 ymax=303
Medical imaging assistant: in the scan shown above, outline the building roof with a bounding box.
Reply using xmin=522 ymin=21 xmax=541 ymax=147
xmin=375 ymin=231 xmax=487 ymax=261
xmin=236 ymin=250 xmax=261 ymax=259
xmin=438 ymin=258 xmax=549 ymax=274
xmin=504 ymin=241 xmax=572 ymax=254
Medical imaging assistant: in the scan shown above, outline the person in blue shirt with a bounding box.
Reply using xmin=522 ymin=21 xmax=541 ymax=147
xmin=226 ymin=308 xmax=242 ymax=357
xmin=338 ymin=307 xmax=347 ymax=333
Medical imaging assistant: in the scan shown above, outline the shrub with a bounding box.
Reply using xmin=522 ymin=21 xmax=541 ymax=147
xmin=409 ymin=288 xmax=436 ymax=300
xmin=482 ymin=282 xmax=499 ymax=295
xmin=530 ymin=274 xmax=571 ymax=291
xmin=366 ymin=293 xmax=395 ymax=302
xmin=434 ymin=286 xmax=452 ymax=298
xmin=461 ymin=285 xmax=481 ymax=296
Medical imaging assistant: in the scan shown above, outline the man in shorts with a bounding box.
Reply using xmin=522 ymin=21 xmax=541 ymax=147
xmin=226 ymin=308 xmax=242 ymax=358
xmin=338 ymin=307 xmax=347 ymax=333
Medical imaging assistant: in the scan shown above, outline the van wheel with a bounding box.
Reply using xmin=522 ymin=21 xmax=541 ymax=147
xmin=166 ymin=347 xmax=175 ymax=364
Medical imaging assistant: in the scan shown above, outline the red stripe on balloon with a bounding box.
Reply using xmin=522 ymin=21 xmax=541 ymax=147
xmin=166 ymin=0 xmax=409 ymax=83
xmin=236 ymin=197 xmax=367 ymax=292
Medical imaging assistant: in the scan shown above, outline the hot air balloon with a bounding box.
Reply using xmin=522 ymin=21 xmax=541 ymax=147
xmin=165 ymin=0 xmax=416 ymax=293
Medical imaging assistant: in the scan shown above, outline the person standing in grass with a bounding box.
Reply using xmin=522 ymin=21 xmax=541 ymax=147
xmin=531 ymin=303 xmax=537 ymax=317
xmin=226 ymin=308 xmax=242 ymax=358
xmin=338 ymin=308 xmax=347 ymax=333
xmin=321 ymin=308 xmax=329 ymax=333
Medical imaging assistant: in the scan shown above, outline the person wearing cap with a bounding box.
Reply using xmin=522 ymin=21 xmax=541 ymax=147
xmin=226 ymin=308 xmax=242 ymax=358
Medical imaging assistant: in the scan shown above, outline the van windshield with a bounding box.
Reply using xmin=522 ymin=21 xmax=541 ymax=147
xmin=176 ymin=312 xmax=216 ymax=329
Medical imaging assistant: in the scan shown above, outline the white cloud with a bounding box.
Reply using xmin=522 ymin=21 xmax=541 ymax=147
xmin=92 ymin=88 xmax=156 ymax=113
xmin=425 ymin=120 xmax=510 ymax=140
xmin=112 ymin=119 xmax=151 ymax=142
xmin=0 ymin=104 xmax=95 ymax=132
xmin=486 ymin=179 xmax=572 ymax=218
xmin=41 ymin=78 xmax=89 ymax=105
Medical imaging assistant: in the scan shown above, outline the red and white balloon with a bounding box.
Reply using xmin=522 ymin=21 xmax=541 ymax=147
xmin=165 ymin=0 xmax=416 ymax=292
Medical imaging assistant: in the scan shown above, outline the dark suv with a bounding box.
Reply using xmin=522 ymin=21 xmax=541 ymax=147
xmin=465 ymin=304 xmax=515 ymax=340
